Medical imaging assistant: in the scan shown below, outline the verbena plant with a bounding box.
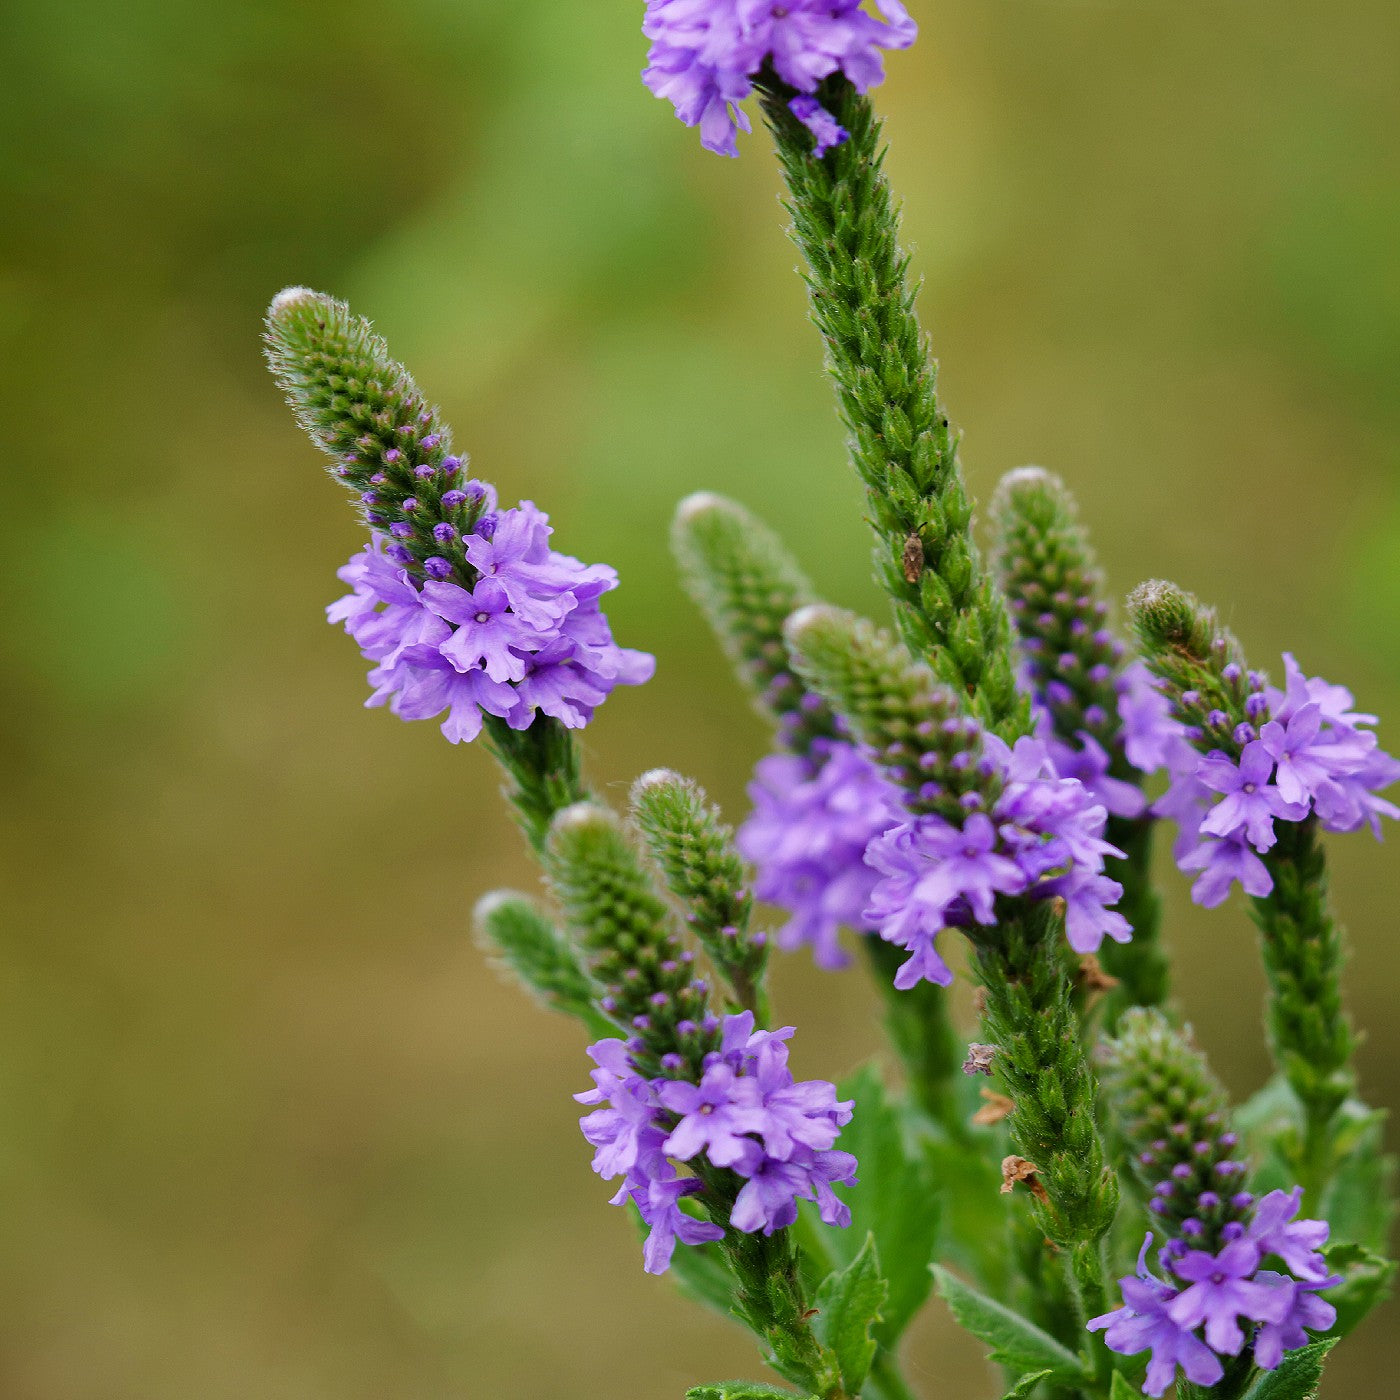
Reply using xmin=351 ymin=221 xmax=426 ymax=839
xmin=262 ymin=6 xmax=1395 ymax=1397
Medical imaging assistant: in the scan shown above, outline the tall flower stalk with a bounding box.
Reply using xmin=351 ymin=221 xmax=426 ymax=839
xmin=260 ymin=8 xmax=1399 ymax=1398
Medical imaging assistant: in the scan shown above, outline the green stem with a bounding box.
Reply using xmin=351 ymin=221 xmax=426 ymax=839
xmin=483 ymin=714 xmax=587 ymax=853
xmin=1250 ymin=815 xmax=1356 ymax=1202
xmin=1097 ymin=815 xmax=1169 ymax=1030
xmin=708 ymin=1188 xmax=847 ymax=1398
xmin=861 ymin=937 xmax=967 ymax=1139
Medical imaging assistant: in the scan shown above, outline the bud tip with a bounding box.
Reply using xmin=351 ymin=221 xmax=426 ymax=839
xmin=632 ymin=767 xmax=683 ymax=795
xmin=783 ymin=603 xmax=840 ymax=640
xmin=675 ymin=491 xmax=730 ymax=525
xmin=268 ymin=285 xmax=322 ymax=318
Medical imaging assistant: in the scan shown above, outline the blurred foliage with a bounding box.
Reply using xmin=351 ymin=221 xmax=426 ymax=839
xmin=0 ymin=0 xmax=1396 ymax=1396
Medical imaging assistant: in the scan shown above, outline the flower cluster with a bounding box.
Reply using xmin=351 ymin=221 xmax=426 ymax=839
xmin=576 ymin=1011 xmax=856 ymax=1272
xmin=736 ymin=738 xmax=899 ymax=969
xmin=641 ymin=0 xmax=916 ymax=158
xmin=1163 ymin=655 xmax=1399 ymax=906
xmin=328 ymin=493 xmax=653 ymax=743
xmin=1090 ymin=1189 xmax=1338 ymax=1396
xmin=864 ymin=733 xmax=1131 ymax=989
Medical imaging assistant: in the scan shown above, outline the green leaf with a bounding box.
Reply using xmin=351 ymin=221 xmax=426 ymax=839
xmin=1001 ymin=1369 xmax=1053 ymax=1399
xmin=812 ymin=1234 xmax=888 ymax=1395
xmin=931 ymin=1265 xmax=1090 ymax=1381
xmin=667 ymin=1235 xmax=738 ymax=1320
xmin=1234 ymin=1074 xmax=1304 ymax=1193
xmin=1322 ymin=1240 xmax=1397 ymax=1337
xmin=1318 ymin=1102 xmax=1395 ymax=1251
xmin=1240 ymin=1338 xmax=1336 ymax=1400
xmin=685 ymin=1385 xmax=806 ymax=1400
xmin=805 ymin=1063 xmax=940 ymax=1346
xmin=1109 ymin=1374 xmax=1141 ymax=1400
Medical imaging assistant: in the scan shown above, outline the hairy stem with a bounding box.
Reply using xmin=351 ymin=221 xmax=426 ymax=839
xmin=1251 ymin=816 xmax=1355 ymax=1201
xmin=973 ymin=904 xmax=1119 ymax=1323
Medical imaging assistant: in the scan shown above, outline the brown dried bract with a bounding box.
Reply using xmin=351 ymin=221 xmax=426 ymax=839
xmin=1000 ymin=1154 xmax=1049 ymax=1204
xmin=1076 ymin=954 xmax=1120 ymax=996
xmin=961 ymin=1042 xmax=998 ymax=1076
xmin=971 ymin=1089 xmax=1015 ymax=1126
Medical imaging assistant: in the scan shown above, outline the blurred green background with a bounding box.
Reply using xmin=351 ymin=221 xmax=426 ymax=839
xmin=2 ymin=0 xmax=1397 ymax=1395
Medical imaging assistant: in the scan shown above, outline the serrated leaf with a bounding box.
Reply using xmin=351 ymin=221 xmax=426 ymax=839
xmin=932 ymin=1265 xmax=1090 ymax=1381
xmin=1322 ymin=1240 xmax=1396 ymax=1336
xmin=813 ymin=1234 xmax=888 ymax=1395
xmin=1109 ymin=1373 xmax=1141 ymax=1400
xmin=804 ymin=1063 xmax=940 ymax=1346
xmin=1240 ymin=1338 xmax=1336 ymax=1399
xmin=1001 ymin=1368 xmax=1053 ymax=1398
xmin=685 ymin=1384 xmax=806 ymax=1400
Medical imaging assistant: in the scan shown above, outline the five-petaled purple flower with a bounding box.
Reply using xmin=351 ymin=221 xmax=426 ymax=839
xmin=1197 ymin=742 xmax=1306 ymax=852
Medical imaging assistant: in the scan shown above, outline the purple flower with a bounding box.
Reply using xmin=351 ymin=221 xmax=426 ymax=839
xmin=1245 ymin=1188 xmax=1331 ymax=1281
xmin=369 ymin=643 xmax=522 ymax=744
xmin=1258 ymin=703 xmax=1357 ymax=807
xmin=1167 ymin=1239 xmax=1289 ymax=1355
xmin=575 ymin=1038 xmax=666 ymax=1181
xmin=728 ymin=1142 xmax=858 ymax=1233
xmin=510 ymin=639 xmax=613 ymax=729
xmin=1119 ymin=662 xmax=1194 ymax=775
xmin=789 ymin=94 xmax=848 ymax=156
xmin=456 ymin=503 xmax=572 ymax=625
xmin=1088 ymin=1237 xmax=1224 ymax=1397
xmin=865 ymin=811 xmax=1027 ymax=988
xmin=729 ymin=1150 xmax=811 ymax=1234
xmin=641 ymin=0 xmax=917 ymax=158
xmin=631 ymin=1175 xmax=725 ymax=1274
xmin=1269 ymin=652 xmax=1374 ymax=730
xmin=860 ymin=730 xmax=1135 ymax=981
xmin=804 ymin=1148 xmax=859 ymax=1228
xmin=1093 ymin=1198 xmax=1340 ymax=1391
xmin=1197 ymin=741 xmax=1307 ymax=852
xmin=1048 ymin=866 xmax=1131 ymax=954
xmin=989 ymin=735 xmax=1123 ymax=878
xmin=1250 ymin=1271 xmax=1340 ymax=1370
xmin=658 ymin=1062 xmax=764 ymax=1167
xmin=716 ymin=1008 xmax=795 ymax=1074
xmin=421 ymin=577 xmax=540 ymax=682
xmin=738 ymin=741 xmax=900 ymax=969
xmin=1045 ymin=729 xmax=1147 ymax=820
xmin=1178 ymin=834 xmax=1274 ymax=907
xmin=744 ymin=1038 xmax=853 ymax=1158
